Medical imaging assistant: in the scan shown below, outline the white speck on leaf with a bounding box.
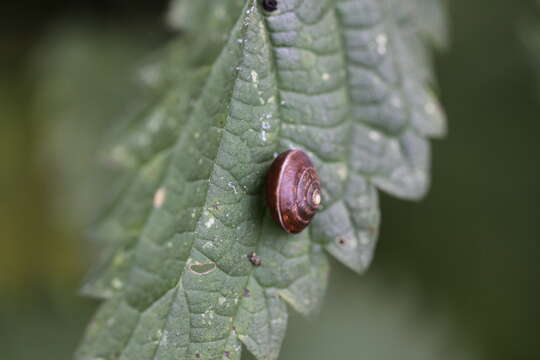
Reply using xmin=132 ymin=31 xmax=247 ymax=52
xmin=424 ymin=101 xmax=437 ymax=115
xmin=202 ymin=309 xmax=215 ymax=325
xmin=161 ymin=330 xmax=169 ymax=346
xmin=337 ymin=163 xmax=348 ymax=180
xmin=376 ymin=33 xmax=388 ymax=55
xmin=205 ymin=216 xmax=215 ymax=228
xmin=227 ymin=182 xmax=238 ymax=194
xmin=359 ymin=232 xmax=371 ymax=245
xmin=390 ymin=95 xmax=402 ymax=109
xmin=111 ymin=278 xmax=123 ymax=290
xmin=202 ymin=241 xmax=215 ymax=250
xmin=153 ymin=187 xmax=166 ymax=208
xmin=369 ymin=130 xmax=382 ymax=142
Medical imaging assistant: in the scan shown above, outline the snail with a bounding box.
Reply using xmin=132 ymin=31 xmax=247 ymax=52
xmin=266 ymin=149 xmax=321 ymax=234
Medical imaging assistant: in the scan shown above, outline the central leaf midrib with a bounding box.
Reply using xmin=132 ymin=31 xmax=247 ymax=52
xmin=114 ymin=2 xmax=257 ymax=357
xmin=217 ymin=1 xmax=287 ymax=356
xmin=151 ymin=14 xmax=254 ymax=360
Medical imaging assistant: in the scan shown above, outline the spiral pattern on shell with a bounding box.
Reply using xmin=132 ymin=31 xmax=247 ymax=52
xmin=266 ymin=150 xmax=321 ymax=234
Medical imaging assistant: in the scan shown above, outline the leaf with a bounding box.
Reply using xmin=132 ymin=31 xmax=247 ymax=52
xmin=77 ymin=0 xmax=448 ymax=359
xmin=396 ymin=0 xmax=449 ymax=49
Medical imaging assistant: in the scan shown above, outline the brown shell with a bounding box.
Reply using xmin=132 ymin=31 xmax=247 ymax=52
xmin=266 ymin=149 xmax=321 ymax=234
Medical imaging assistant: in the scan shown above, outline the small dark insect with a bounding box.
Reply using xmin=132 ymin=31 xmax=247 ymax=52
xmin=262 ymin=0 xmax=278 ymax=12
xmin=224 ymin=351 xmax=231 ymax=358
xmin=247 ymin=251 xmax=262 ymax=266
xmin=266 ymin=149 xmax=321 ymax=234
xmin=195 ymin=354 xmax=201 ymax=359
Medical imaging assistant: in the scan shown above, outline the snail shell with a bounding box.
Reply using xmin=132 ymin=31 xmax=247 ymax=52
xmin=266 ymin=150 xmax=321 ymax=234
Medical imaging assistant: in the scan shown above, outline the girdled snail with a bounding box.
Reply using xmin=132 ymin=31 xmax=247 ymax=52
xmin=266 ymin=150 xmax=321 ymax=234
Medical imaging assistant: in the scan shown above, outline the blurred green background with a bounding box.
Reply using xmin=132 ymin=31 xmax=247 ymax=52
xmin=1 ymin=1 xmax=539 ymax=359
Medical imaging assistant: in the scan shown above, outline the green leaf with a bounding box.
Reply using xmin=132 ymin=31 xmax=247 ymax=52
xmin=77 ymin=0 xmax=448 ymax=359
xmin=395 ymin=0 xmax=449 ymax=49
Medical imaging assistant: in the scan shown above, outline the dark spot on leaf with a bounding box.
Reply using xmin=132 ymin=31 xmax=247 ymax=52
xmin=262 ymin=0 xmax=278 ymax=12
xmin=247 ymin=252 xmax=262 ymax=266
xmin=243 ymin=288 xmax=251 ymax=297
xmin=338 ymin=238 xmax=346 ymax=245
xmin=216 ymin=114 xmax=227 ymax=127
xmin=195 ymin=354 xmax=201 ymax=359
